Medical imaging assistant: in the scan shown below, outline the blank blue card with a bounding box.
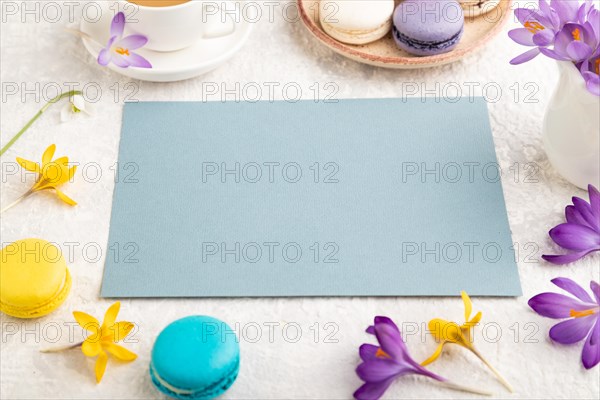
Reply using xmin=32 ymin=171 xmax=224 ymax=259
xmin=101 ymin=98 xmax=521 ymax=297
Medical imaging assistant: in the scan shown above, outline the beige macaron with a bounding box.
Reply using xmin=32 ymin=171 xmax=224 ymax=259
xmin=319 ymin=0 xmax=395 ymax=45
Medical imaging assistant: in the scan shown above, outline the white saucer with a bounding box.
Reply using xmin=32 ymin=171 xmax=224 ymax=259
xmin=80 ymin=2 xmax=252 ymax=82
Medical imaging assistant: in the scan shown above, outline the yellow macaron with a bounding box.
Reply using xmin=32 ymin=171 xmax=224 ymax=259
xmin=1 ymin=239 xmax=71 ymax=318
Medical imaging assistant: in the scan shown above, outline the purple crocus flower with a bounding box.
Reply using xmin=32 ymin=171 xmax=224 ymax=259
xmin=509 ymin=0 xmax=561 ymax=65
xmin=354 ymin=316 xmax=487 ymax=400
xmin=540 ymin=22 xmax=598 ymax=63
xmin=528 ymin=278 xmax=600 ymax=369
xmin=542 ymin=185 xmax=600 ymax=265
xmin=98 ymin=12 xmax=152 ymax=69
xmin=509 ymin=0 xmax=600 ymax=96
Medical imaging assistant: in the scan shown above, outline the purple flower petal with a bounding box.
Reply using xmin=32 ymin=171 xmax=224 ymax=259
xmin=582 ymin=320 xmax=600 ymax=369
xmin=356 ymin=360 xmax=411 ymax=383
xmin=542 ymin=249 xmax=598 ymax=264
xmin=549 ymin=223 xmax=600 ymax=251
xmin=539 ymin=0 xmax=559 ymax=29
xmin=111 ymin=54 xmax=131 ymax=68
xmin=106 ymin=35 xmax=118 ymax=49
xmin=126 ymin=52 xmax=152 ymax=69
xmin=591 ymin=281 xmax=600 ymax=304
xmin=111 ymin=12 xmax=126 ymax=39
xmin=509 ymin=28 xmax=535 ymax=46
xmin=528 ymin=292 xmax=592 ymax=318
xmin=533 ymin=29 xmax=555 ymax=46
xmin=587 ymin=9 xmax=600 ymax=37
xmin=539 ymin=47 xmax=571 ymax=60
xmin=354 ymin=377 xmax=396 ymax=400
xmin=577 ymin=3 xmax=586 ymax=24
xmin=566 ymin=41 xmax=593 ymax=61
xmin=565 ymin=205 xmax=591 ymax=227
xmin=572 ymin=197 xmax=600 ymax=231
xmin=553 ymin=24 xmax=581 ymax=53
xmin=510 ymin=48 xmax=541 ymax=64
xmin=116 ymin=35 xmax=148 ymax=50
xmin=551 ymin=0 xmax=579 ymax=23
xmin=366 ymin=326 xmax=375 ymax=335
xmin=359 ymin=344 xmax=379 ymax=361
xmin=589 ymin=185 xmax=600 ymax=219
xmin=373 ymin=316 xmax=407 ymax=362
xmin=97 ymin=48 xmax=112 ymax=66
xmin=514 ymin=8 xmax=537 ymax=25
xmin=582 ymin=22 xmax=598 ymax=49
xmin=550 ymin=316 xmax=596 ymax=344
xmin=552 ymin=277 xmax=595 ymax=303
xmin=582 ymin=71 xmax=600 ymax=96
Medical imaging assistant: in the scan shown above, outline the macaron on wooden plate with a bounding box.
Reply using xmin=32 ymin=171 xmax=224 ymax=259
xmin=298 ymin=0 xmax=512 ymax=69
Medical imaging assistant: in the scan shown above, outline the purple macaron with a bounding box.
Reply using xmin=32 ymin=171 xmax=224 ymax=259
xmin=393 ymin=0 xmax=464 ymax=56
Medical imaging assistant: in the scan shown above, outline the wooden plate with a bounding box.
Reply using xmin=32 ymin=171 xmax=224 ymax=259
xmin=298 ymin=0 xmax=513 ymax=69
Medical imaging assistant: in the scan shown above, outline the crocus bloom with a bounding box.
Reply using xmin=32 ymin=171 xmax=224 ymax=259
xmin=542 ymin=185 xmax=600 ymax=264
xmin=508 ymin=0 xmax=561 ymax=64
xmin=2 ymin=144 xmax=78 ymax=214
xmin=509 ymin=0 xmax=600 ymax=96
xmin=422 ymin=291 xmax=513 ymax=392
xmin=540 ymin=22 xmax=598 ymax=63
xmin=73 ymin=302 xmax=137 ymax=382
xmin=354 ymin=316 xmax=489 ymax=400
xmin=529 ymin=278 xmax=600 ymax=369
xmin=60 ymin=94 xmax=94 ymax=122
xmin=98 ymin=12 xmax=151 ymax=69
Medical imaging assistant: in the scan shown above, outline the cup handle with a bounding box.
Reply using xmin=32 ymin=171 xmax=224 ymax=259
xmin=202 ymin=2 xmax=237 ymax=39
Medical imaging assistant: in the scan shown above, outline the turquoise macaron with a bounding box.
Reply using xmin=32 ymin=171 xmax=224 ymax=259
xmin=150 ymin=316 xmax=240 ymax=399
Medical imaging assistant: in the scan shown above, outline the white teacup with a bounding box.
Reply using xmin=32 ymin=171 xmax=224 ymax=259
xmin=119 ymin=0 xmax=237 ymax=52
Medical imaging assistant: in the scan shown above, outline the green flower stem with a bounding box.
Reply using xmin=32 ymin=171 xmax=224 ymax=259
xmin=0 ymin=90 xmax=83 ymax=157
xmin=0 ymin=189 xmax=33 ymax=215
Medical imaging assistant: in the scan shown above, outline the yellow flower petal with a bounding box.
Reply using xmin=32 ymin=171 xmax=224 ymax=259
xmin=51 ymin=156 xmax=69 ymax=166
xmin=101 ymin=302 xmax=121 ymax=331
xmin=73 ymin=311 xmax=100 ymax=331
xmin=465 ymin=311 xmax=482 ymax=327
xmin=42 ymin=144 xmax=56 ymax=166
xmin=429 ymin=318 xmax=468 ymax=346
xmin=103 ymin=321 xmax=134 ymax=342
xmin=81 ymin=338 xmax=102 ymax=357
xmin=421 ymin=341 xmax=446 ymax=366
xmin=54 ymin=188 xmax=77 ymax=206
xmin=68 ymin=165 xmax=77 ymax=180
xmin=36 ymin=164 xmax=72 ymax=190
xmin=95 ymin=350 xmax=109 ymax=383
xmin=103 ymin=342 xmax=137 ymax=361
xmin=41 ymin=161 xmax=69 ymax=184
xmin=461 ymin=291 xmax=472 ymax=321
xmin=16 ymin=157 xmax=40 ymax=173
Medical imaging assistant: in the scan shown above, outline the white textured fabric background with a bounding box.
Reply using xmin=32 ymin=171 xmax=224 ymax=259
xmin=1 ymin=1 xmax=599 ymax=399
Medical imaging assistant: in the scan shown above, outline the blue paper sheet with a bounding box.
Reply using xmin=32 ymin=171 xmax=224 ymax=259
xmin=101 ymin=98 xmax=521 ymax=297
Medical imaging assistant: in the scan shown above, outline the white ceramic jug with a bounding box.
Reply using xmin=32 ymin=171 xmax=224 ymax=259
xmin=542 ymin=61 xmax=600 ymax=189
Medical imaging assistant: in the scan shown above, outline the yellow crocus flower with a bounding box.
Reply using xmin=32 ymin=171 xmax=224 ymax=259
xmin=2 ymin=144 xmax=77 ymax=214
xmin=422 ymin=291 xmax=513 ymax=392
xmin=73 ymin=301 xmax=137 ymax=383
